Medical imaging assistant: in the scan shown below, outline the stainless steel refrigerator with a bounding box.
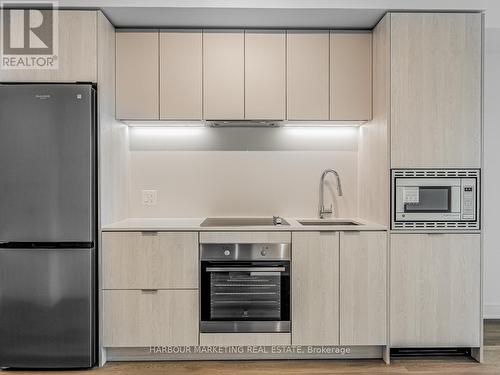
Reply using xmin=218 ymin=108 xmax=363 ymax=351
xmin=0 ymin=84 xmax=97 ymax=369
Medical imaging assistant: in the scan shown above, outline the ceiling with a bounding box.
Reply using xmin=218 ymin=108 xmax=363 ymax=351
xmin=53 ymin=0 xmax=491 ymax=29
xmin=102 ymin=8 xmax=386 ymax=29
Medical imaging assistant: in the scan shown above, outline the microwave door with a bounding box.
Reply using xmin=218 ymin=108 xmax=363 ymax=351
xmin=404 ymin=186 xmax=451 ymax=213
xmin=396 ymin=185 xmax=461 ymax=221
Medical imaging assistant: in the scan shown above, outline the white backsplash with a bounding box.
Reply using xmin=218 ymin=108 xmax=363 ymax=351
xmin=126 ymin=126 xmax=359 ymax=218
xmin=128 ymin=150 xmax=358 ymax=218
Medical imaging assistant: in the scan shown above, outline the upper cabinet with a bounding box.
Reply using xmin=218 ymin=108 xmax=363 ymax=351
xmin=115 ymin=29 xmax=373 ymax=122
xmin=203 ymin=30 xmax=245 ymax=120
xmin=202 ymin=29 xmax=286 ymax=120
xmin=390 ymin=13 xmax=482 ymax=168
xmin=286 ymin=31 xmax=372 ymax=121
xmin=330 ymin=33 xmax=372 ymax=121
xmin=287 ymin=31 xmax=330 ymax=120
xmin=245 ymin=30 xmax=286 ymax=120
xmin=116 ymin=31 xmax=159 ymax=120
xmin=160 ymin=30 xmax=203 ymax=120
xmin=0 ymin=11 xmax=97 ymax=82
xmin=116 ymin=30 xmax=203 ymax=121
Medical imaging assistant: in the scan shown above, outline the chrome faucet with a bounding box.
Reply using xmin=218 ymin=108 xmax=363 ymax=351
xmin=318 ymin=169 xmax=343 ymax=219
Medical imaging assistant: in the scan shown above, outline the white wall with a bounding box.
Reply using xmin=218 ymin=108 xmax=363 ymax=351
xmin=483 ymin=27 xmax=500 ymax=318
xmin=127 ymin=127 xmax=359 ymax=218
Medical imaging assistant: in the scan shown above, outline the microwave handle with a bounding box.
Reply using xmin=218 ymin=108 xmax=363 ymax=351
xmin=206 ymin=267 xmax=286 ymax=273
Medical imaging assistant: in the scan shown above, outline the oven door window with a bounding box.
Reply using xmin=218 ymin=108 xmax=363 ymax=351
xmin=404 ymin=186 xmax=451 ymax=213
xmin=203 ymin=264 xmax=288 ymax=321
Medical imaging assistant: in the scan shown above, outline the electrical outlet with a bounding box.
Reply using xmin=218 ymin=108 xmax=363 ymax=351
xmin=142 ymin=190 xmax=157 ymax=206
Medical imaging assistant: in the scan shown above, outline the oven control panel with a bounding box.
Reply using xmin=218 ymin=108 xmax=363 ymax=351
xmin=200 ymin=243 xmax=290 ymax=261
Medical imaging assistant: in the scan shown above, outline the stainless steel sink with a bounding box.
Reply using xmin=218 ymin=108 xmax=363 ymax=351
xmin=200 ymin=217 xmax=290 ymax=227
xmin=297 ymin=219 xmax=361 ymax=226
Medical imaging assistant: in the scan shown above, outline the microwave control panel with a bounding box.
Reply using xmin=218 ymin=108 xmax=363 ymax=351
xmin=461 ymin=179 xmax=476 ymax=220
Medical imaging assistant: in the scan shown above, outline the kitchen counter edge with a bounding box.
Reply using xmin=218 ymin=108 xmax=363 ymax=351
xmin=101 ymin=218 xmax=388 ymax=232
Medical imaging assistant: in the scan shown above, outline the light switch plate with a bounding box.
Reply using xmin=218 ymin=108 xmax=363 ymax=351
xmin=142 ymin=190 xmax=157 ymax=206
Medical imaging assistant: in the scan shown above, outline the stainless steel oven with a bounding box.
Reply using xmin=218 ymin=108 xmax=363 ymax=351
xmin=392 ymin=169 xmax=480 ymax=230
xmin=200 ymin=243 xmax=290 ymax=333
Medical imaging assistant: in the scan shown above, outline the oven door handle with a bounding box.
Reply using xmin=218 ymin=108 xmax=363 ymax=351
xmin=205 ymin=267 xmax=286 ymax=272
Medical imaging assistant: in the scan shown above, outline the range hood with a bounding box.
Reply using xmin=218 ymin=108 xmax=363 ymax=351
xmin=207 ymin=120 xmax=282 ymax=128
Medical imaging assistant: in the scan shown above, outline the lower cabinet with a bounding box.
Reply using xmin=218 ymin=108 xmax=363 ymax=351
xmin=103 ymin=289 xmax=199 ymax=347
xmin=102 ymin=231 xmax=200 ymax=347
xmin=101 ymin=230 xmax=390 ymax=349
xmin=292 ymin=232 xmax=340 ymax=345
xmin=340 ymin=232 xmax=387 ymax=346
xmin=102 ymin=231 xmax=199 ymax=289
xmin=390 ymin=233 xmax=481 ymax=347
xmin=291 ymin=231 xmax=387 ymax=346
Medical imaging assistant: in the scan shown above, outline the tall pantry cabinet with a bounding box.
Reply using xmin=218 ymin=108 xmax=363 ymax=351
xmin=382 ymin=12 xmax=483 ymax=358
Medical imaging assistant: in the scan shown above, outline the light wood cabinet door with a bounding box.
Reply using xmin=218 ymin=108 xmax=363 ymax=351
xmin=116 ymin=31 xmax=159 ymax=120
xmin=390 ymin=13 xmax=482 ymax=168
xmin=287 ymin=31 xmax=330 ymax=120
xmin=159 ymin=30 xmax=202 ymax=120
xmin=102 ymin=232 xmax=198 ymax=289
xmin=103 ymin=290 xmax=199 ymax=347
xmin=390 ymin=233 xmax=481 ymax=347
xmin=330 ymin=33 xmax=372 ymax=121
xmin=292 ymin=232 xmax=339 ymax=345
xmin=203 ymin=30 xmax=244 ymax=119
xmin=244 ymin=30 xmax=286 ymax=120
xmin=0 ymin=11 xmax=97 ymax=82
xmin=340 ymin=231 xmax=387 ymax=346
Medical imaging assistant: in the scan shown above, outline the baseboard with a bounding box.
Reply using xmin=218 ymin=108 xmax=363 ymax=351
xmin=484 ymin=304 xmax=500 ymax=319
xmin=106 ymin=346 xmax=384 ymax=361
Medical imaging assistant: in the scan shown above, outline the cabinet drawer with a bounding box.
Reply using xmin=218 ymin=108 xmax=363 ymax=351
xmin=102 ymin=232 xmax=198 ymax=289
xmin=103 ymin=289 xmax=199 ymax=347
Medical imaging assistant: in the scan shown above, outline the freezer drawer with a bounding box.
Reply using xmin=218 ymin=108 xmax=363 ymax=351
xmin=0 ymin=248 xmax=96 ymax=368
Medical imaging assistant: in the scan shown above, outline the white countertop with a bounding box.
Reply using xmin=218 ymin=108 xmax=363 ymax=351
xmin=102 ymin=217 xmax=387 ymax=232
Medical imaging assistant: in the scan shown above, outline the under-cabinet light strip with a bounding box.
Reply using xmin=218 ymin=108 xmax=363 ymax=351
xmin=122 ymin=120 xmax=206 ymax=127
xmin=123 ymin=120 xmax=365 ymax=128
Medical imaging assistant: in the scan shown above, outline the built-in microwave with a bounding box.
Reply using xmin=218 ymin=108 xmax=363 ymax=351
xmin=391 ymin=169 xmax=480 ymax=230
